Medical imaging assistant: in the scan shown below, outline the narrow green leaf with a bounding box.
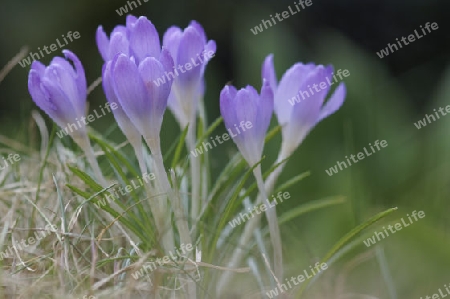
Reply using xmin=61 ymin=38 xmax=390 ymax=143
xmin=69 ymin=166 xmax=103 ymax=192
xmin=296 ymin=206 xmax=398 ymax=298
xmin=273 ymin=171 xmax=311 ymax=194
xmin=278 ymin=196 xmax=346 ymax=225
xmin=196 ymin=116 xmax=223 ymax=146
xmin=171 ymin=125 xmax=189 ymax=169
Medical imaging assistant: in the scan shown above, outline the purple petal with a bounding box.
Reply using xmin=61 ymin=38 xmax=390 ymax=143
xmin=258 ymin=80 xmax=274 ymax=139
xmin=274 ymin=63 xmax=315 ymax=125
xmin=162 ymin=26 xmax=183 ymax=64
xmin=126 ymin=15 xmax=138 ymax=27
xmin=159 ymin=48 xmax=175 ymax=74
xmin=29 ymin=70 xmax=60 ymax=124
xmin=189 ymin=20 xmax=207 ymax=44
xmin=176 ymin=27 xmax=203 ymax=85
xmin=96 ymin=26 xmax=110 ymax=61
xmin=102 ymin=61 xmax=141 ymax=142
xmin=31 ymin=60 xmax=46 ymax=77
xmin=129 ymin=17 xmax=161 ymax=63
xmin=111 ymin=54 xmax=148 ymax=134
xmin=44 ymin=59 xmax=85 ymax=118
xmin=138 ymin=56 xmax=171 ymax=123
xmin=201 ymin=40 xmax=216 ymax=75
xmin=262 ymin=54 xmax=277 ymax=94
xmin=29 ymin=72 xmax=79 ymax=129
xmin=220 ymin=85 xmax=239 ymax=132
xmin=63 ymin=50 xmax=87 ymax=106
xmin=318 ymin=82 xmax=346 ymax=122
xmin=291 ymin=66 xmax=330 ymax=129
xmin=109 ymin=32 xmax=129 ymax=59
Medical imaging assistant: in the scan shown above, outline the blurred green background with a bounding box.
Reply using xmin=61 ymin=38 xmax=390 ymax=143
xmin=1 ymin=0 xmax=450 ymax=297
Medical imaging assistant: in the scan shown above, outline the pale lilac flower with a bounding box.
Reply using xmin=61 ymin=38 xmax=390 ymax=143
xmin=107 ymin=50 xmax=174 ymax=143
xmin=28 ymin=50 xmax=87 ymax=138
xmin=262 ymin=54 xmax=347 ymax=157
xmin=219 ymin=81 xmax=273 ymax=166
xmin=163 ymin=21 xmax=216 ymax=128
xmin=98 ymin=16 xmax=174 ymax=143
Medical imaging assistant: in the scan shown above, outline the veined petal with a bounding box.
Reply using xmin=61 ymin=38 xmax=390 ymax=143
xmin=262 ymin=54 xmax=277 ymax=93
xmin=318 ymin=82 xmax=346 ymax=122
xmin=162 ymin=26 xmax=183 ymax=64
xmin=111 ymin=54 xmax=149 ymax=135
xmin=96 ymin=26 xmax=110 ymax=61
xmin=126 ymin=15 xmax=138 ymax=27
xmin=102 ymin=61 xmax=141 ymax=143
xmin=39 ymin=77 xmax=80 ymax=128
xmin=63 ymin=50 xmax=87 ymax=108
xmin=219 ymin=85 xmax=239 ymax=132
xmin=176 ymin=27 xmax=203 ymax=85
xmin=129 ymin=16 xmax=161 ymax=63
xmin=189 ymin=20 xmax=207 ymax=44
xmin=275 ymin=63 xmax=315 ymax=126
xmin=258 ymin=80 xmax=274 ymax=141
xmin=109 ymin=32 xmax=129 ymax=59
xmin=291 ymin=65 xmax=331 ymax=129
xmin=138 ymin=56 xmax=172 ymax=127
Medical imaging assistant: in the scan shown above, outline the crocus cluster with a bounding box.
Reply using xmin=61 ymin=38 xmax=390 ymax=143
xmin=26 ymin=14 xmax=347 ymax=293
xmin=221 ymin=55 xmax=346 ymax=169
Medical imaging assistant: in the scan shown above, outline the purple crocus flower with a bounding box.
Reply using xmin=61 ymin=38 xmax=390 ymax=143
xmin=163 ymin=21 xmax=216 ymax=128
xmin=107 ymin=50 xmax=174 ymax=144
xmin=28 ymin=50 xmax=87 ymax=139
xmin=219 ymin=81 xmax=273 ymax=166
xmin=262 ymin=54 xmax=347 ymax=158
xmin=97 ymin=16 xmax=174 ymax=144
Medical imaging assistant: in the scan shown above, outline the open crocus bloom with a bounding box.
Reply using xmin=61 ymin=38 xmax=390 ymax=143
xmin=163 ymin=21 xmax=216 ymax=128
xmin=263 ymin=54 xmax=347 ymax=158
xmin=219 ymin=80 xmax=273 ymax=166
xmin=28 ymin=50 xmax=87 ymax=139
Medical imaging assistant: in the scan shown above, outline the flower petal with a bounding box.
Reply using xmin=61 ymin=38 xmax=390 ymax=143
xmin=109 ymin=32 xmax=129 ymax=59
xmin=96 ymin=26 xmax=110 ymax=61
xmin=162 ymin=26 xmax=183 ymax=64
xmin=111 ymin=54 xmax=148 ymax=134
xmin=129 ymin=16 xmax=160 ymax=63
xmin=102 ymin=61 xmax=141 ymax=143
xmin=262 ymin=54 xmax=277 ymax=93
xmin=219 ymin=85 xmax=239 ymax=132
xmin=318 ymin=82 xmax=346 ymax=122
xmin=258 ymin=80 xmax=274 ymax=141
xmin=138 ymin=56 xmax=172 ymax=126
xmin=176 ymin=27 xmax=203 ymax=85
xmin=189 ymin=20 xmax=207 ymax=44
xmin=126 ymin=15 xmax=138 ymax=27
xmin=63 ymin=50 xmax=87 ymax=107
xmin=274 ymin=63 xmax=315 ymax=126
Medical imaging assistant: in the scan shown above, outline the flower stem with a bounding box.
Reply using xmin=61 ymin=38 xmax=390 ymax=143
xmin=217 ymin=153 xmax=287 ymax=295
xmin=74 ymin=133 xmax=107 ymax=186
xmin=187 ymin=121 xmax=201 ymax=229
xmin=253 ymin=165 xmax=283 ymax=282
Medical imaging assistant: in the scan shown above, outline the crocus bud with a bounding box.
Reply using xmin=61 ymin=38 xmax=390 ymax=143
xmin=219 ymin=81 xmax=274 ymax=166
xmin=163 ymin=21 xmax=216 ymax=128
xmin=262 ymin=54 xmax=346 ymax=158
xmin=102 ymin=61 xmax=141 ymax=145
xmin=109 ymin=49 xmax=174 ymax=144
xmin=28 ymin=50 xmax=87 ymax=140
xmin=96 ymin=15 xmax=170 ymax=145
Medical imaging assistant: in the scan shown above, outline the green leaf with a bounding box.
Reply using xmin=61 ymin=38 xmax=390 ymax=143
xmin=278 ymin=196 xmax=346 ymax=225
xmin=195 ymin=116 xmax=223 ymax=147
xmin=273 ymin=171 xmax=311 ymax=194
xmin=296 ymin=206 xmax=398 ymax=298
xmin=171 ymin=124 xmax=189 ymax=169
xmin=68 ymin=166 xmax=103 ymax=192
